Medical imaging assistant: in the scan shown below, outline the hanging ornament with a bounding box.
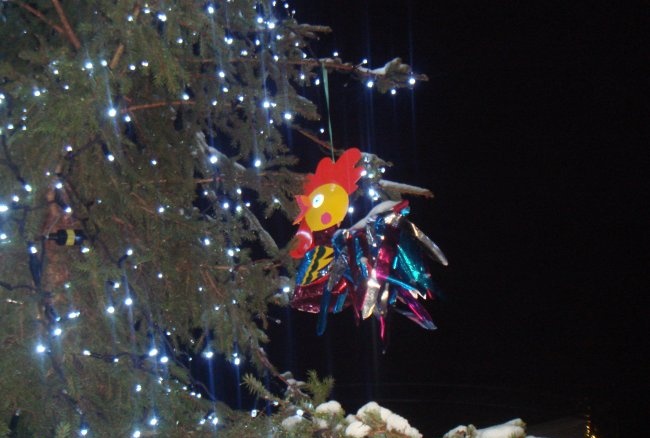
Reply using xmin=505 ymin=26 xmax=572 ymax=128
xmin=290 ymin=149 xmax=448 ymax=341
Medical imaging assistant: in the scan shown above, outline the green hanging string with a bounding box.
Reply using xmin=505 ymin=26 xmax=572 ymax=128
xmin=321 ymin=63 xmax=336 ymax=162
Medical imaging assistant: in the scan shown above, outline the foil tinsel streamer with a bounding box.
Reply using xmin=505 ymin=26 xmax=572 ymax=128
xmin=291 ymin=200 xmax=447 ymax=340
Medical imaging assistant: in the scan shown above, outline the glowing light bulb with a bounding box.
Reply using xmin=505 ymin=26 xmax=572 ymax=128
xmin=254 ymin=158 xmax=262 ymax=168
xmin=157 ymin=12 xmax=167 ymax=21
xmin=157 ymin=206 xmax=165 ymax=213
xmin=124 ymin=297 xmax=133 ymax=306
xmin=24 ymin=184 xmax=32 ymax=192
xmin=68 ymin=311 xmax=80 ymax=319
xmin=257 ymin=16 xmax=264 ymax=23
xmin=148 ymin=348 xmax=159 ymax=357
xmin=366 ymin=80 xmax=374 ymax=88
xmin=283 ymin=112 xmax=292 ymax=120
xmin=362 ymin=58 xmax=368 ymax=65
xmin=408 ymin=77 xmax=416 ymax=85
xmin=133 ymin=431 xmax=141 ymax=438
xmin=83 ymin=349 xmax=91 ymax=356
xmin=106 ymin=153 xmax=115 ymax=162
xmin=126 ymin=248 xmax=134 ymax=256
xmin=182 ymin=93 xmax=190 ymax=100
xmin=0 ymin=204 xmax=8 ymax=213
xmin=227 ymin=249 xmax=235 ymax=257
xmin=267 ymin=21 xmax=276 ymax=29
xmin=52 ymin=327 xmax=62 ymax=336
xmin=160 ymin=356 xmax=169 ymax=364
xmin=391 ymin=89 xmax=397 ymax=95
xmin=0 ymin=233 xmax=7 ymax=240
xmin=29 ymin=246 xmax=38 ymax=254
xmin=135 ymin=384 xmax=142 ymax=392
xmin=314 ymin=78 xmax=320 ymax=85
xmin=149 ymin=417 xmax=158 ymax=426
xmin=107 ymin=107 xmax=117 ymax=117
xmin=203 ymin=350 xmax=214 ymax=359
xmin=84 ymin=61 xmax=93 ymax=70
xmin=55 ymin=181 xmax=63 ymax=189
xmin=296 ymin=409 xmax=304 ymax=416
xmin=262 ymin=100 xmax=271 ymax=108
xmin=218 ymin=70 xmax=225 ymax=78
xmin=348 ymin=206 xmax=355 ymax=214
xmin=211 ymin=417 xmax=219 ymax=425
xmin=106 ymin=305 xmax=115 ymax=314
xmin=81 ymin=246 xmax=90 ymax=254
xmin=150 ymin=159 xmax=157 ymax=166
xmin=207 ymin=5 xmax=215 ymax=14
xmin=80 ymin=428 xmax=89 ymax=436
xmin=36 ymin=344 xmax=46 ymax=353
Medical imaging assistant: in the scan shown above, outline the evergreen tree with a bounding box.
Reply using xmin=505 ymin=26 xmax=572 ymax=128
xmin=0 ymin=1 xmax=426 ymax=436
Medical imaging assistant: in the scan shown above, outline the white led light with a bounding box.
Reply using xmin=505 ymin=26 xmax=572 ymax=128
xmin=237 ymin=95 xmax=244 ymax=102
xmin=160 ymin=356 xmax=169 ymax=364
xmin=211 ymin=100 xmax=218 ymax=106
xmin=107 ymin=153 xmax=115 ymax=162
xmin=149 ymin=417 xmax=158 ymax=426
xmin=177 ymin=37 xmax=183 ymax=44
xmin=254 ymin=158 xmax=262 ymax=168
xmin=366 ymin=80 xmax=374 ymax=88
xmin=126 ymin=248 xmax=134 ymax=256
xmin=64 ymin=206 xmax=72 ymax=214
xmin=211 ymin=417 xmax=219 ymax=425
xmin=203 ymin=350 xmax=214 ymax=359
xmin=52 ymin=327 xmax=62 ymax=336
xmin=133 ymin=431 xmax=141 ymax=438
xmin=257 ymin=16 xmax=264 ymax=23
xmin=141 ymin=60 xmax=149 ymax=67
xmin=182 ymin=93 xmax=190 ymax=100
xmin=36 ymin=344 xmax=46 ymax=353
xmin=68 ymin=311 xmax=80 ymax=319
xmin=149 ymin=348 xmax=159 ymax=357
xmin=224 ymin=36 xmax=233 ymax=45
xmin=233 ymin=357 xmax=241 ymax=366
xmin=262 ymin=100 xmax=270 ymax=108
xmin=127 ymin=15 xmax=134 ymax=21
xmin=129 ymin=64 xmax=136 ymax=71
xmin=157 ymin=12 xmax=167 ymax=21
xmin=267 ymin=21 xmax=276 ymax=29
xmin=12 ymin=195 xmax=19 ymax=202
xmin=273 ymin=55 xmax=279 ymax=61
xmin=314 ymin=78 xmax=320 ymax=85
xmin=106 ymin=305 xmax=115 ymax=314
xmin=83 ymin=349 xmax=91 ymax=356
xmin=33 ymin=89 xmax=41 ymax=97
xmin=240 ymin=49 xmax=248 ymax=56
xmin=55 ymin=181 xmax=63 ymax=189
xmin=348 ymin=206 xmax=354 ymax=214
xmin=207 ymin=5 xmax=215 ymax=14
xmin=85 ymin=61 xmax=93 ymax=69
xmin=81 ymin=246 xmax=90 ymax=253
xmin=135 ymin=384 xmax=142 ymax=392
xmin=0 ymin=205 xmax=8 ymax=213
xmin=251 ymin=409 xmax=258 ymax=417
xmin=80 ymin=428 xmax=89 ymax=436
xmin=203 ymin=237 xmax=211 ymax=246
xmin=107 ymin=107 xmax=117 ymax=117
xmin=227 ymin=249 xmax=235 ymax=257
xmin=158 ymin=206 xmax=165 ymax=213
xmin=300 ymin=73 xmax=306 ymax=80
xmin=333 ymin=51 xmax=339 ymax=57
xmin=29 ymin=246 xmax=37 ymax=254
xmin=222 ymin=201 xmax=230 ymax=209
xmin=408 ymin=77 xmax=416 ymax=85
xmin=296 ymin=409 xmax=304 ymax=416
xmin=24 ymin=184 xmax=32 ymax=192
xmin=101 ymin=59 xmax=108 ymax=67
xmin=157 ymin=272 xmax=163 ymax=278
xmin=282 ymin=286 xmax=291 ymax=293
xmin=0 ymin=233 xmax=7 ymax=240
xmin=362 ymin=58 xmax=368 ymax=64
xmin=150 ymin=159 xmax=157 ymax=166
xmin=283 ymin=112 xmax=292 ymax=120
xmin=218 ymin=70 xmax=226 ymax=78
xmin=124 ymin=297 xmax=133 ymax=306
xmin=222 ymin=86 xmax=229 ymax=93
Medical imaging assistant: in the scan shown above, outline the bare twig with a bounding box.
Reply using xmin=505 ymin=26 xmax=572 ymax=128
xmin=50 ymin=0 xmax=81 ymax=50
xmin=124 ymin=100 xmax=195 ymax=113
xmin=11 ymin=1 xmax=64 ymax=34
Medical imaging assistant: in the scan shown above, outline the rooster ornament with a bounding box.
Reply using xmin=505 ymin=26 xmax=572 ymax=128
xmin=290 ymin=148 xmax=448 ymax=340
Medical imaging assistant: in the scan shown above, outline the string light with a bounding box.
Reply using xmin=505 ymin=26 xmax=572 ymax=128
xmin=366 ymin=80 xmax=374 ymax=88
xmin=408 ymin=77 xmax=416 ymax=85
xmin=106 ymin=305 xmax=115 ymax=314
xmin=82 ymin=349 xmax=91 ymax=356
xmin=148 ymin=347 xmax=159 ymax=357
xmin=148 ymin=417 xmax=158 ymax=427
xmin=391 ymin=89 xmax=397 ymax=95
xmin=36 ymin=344 xmax=46 ymax=354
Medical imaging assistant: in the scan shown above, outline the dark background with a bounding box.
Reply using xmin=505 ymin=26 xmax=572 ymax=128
xmin=264 ymin=1 xmax=647 ymax=436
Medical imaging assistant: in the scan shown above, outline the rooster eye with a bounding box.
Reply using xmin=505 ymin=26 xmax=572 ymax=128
xmin=311 ymin=194 xmax=324 ymax=208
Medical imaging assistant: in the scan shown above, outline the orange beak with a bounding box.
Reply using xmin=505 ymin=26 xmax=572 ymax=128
xmin=293 ymin=195 xmax=310 ymax=225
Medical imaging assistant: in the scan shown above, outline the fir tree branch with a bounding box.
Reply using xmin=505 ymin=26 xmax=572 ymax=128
xmin=109 ymin=5 xmax=141 ymax=70
xmin=50 ymin=0 xmax=81 ymax=50
xmin=9 ymin=1 xmax=64 ymax=35
xmin=378 ymin=180 xmax=434 ymax=198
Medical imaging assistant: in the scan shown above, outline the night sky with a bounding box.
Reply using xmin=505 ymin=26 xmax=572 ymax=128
xmin=261 ymin=1 xmax=646 ymax=436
